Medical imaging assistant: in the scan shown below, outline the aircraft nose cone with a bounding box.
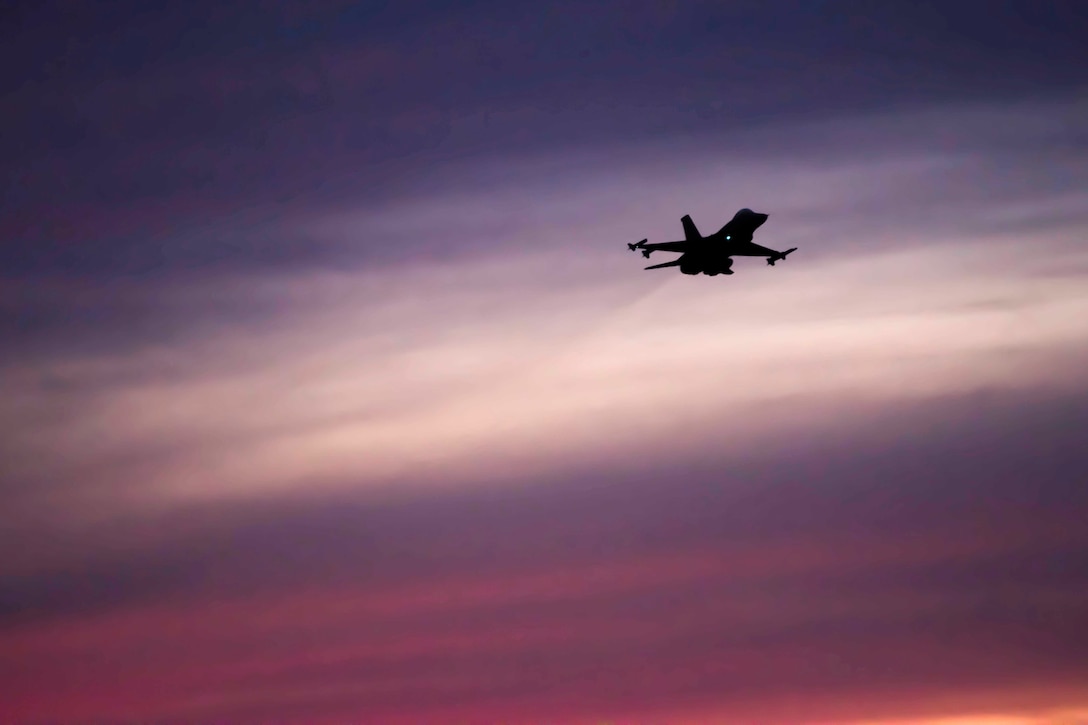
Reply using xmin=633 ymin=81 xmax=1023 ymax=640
xmin=738 ymin=208 xmax=768 ymax=222
xmin=747 ymin=211 xmax=769 ymax=229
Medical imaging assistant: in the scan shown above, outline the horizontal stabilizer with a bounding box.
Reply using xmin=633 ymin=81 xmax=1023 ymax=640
xmin=645 ymin=259 xmax=681 ymax=270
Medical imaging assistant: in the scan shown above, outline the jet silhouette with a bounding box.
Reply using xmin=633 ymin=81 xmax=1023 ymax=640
xmin=627 ymin=208 xmax=796 ymax=276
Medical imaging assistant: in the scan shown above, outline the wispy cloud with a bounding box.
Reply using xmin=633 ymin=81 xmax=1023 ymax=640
xmin=3 ymin=74 xmax=1088 ymax=724
xmin=4 ymin=99 xmax=1087 ymax=523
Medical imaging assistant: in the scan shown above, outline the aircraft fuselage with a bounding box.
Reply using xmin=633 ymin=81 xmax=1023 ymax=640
xmin=630 ymin=208 xmax=795 ymax=276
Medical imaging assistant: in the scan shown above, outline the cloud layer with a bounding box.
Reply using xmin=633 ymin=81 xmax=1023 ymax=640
xmin=3 ymin=3 xmax=1088 ymax=722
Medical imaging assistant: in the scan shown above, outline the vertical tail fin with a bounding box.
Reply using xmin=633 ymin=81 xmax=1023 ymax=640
xmin=681 ymin=215 xmax=701 ymax=242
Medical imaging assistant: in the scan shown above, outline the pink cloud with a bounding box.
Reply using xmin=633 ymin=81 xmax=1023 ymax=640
xmin=5 ymin=512 xmax=1087 ymax=723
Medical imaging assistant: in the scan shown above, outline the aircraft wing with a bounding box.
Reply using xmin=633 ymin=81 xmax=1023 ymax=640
xmin=641 ymin=240 xmax=689 ymax=254
xmin=741 ymin=241 xmax=778 ymax=256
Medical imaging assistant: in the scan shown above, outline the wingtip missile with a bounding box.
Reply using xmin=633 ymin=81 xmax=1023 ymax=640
xmin=766 ymin=247 xmax=797 ymax=266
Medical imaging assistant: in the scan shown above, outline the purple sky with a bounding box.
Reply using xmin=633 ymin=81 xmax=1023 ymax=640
xmin=2 ymin=1 xmax=1088 ymax=723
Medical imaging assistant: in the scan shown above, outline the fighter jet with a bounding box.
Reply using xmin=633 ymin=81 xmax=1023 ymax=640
xmin=627 ymin=208 xmax=796 ymax=276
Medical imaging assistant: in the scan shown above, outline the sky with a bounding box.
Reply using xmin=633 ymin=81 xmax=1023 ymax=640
xmin=2 ymin=1 xmax=1088 ymax=723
